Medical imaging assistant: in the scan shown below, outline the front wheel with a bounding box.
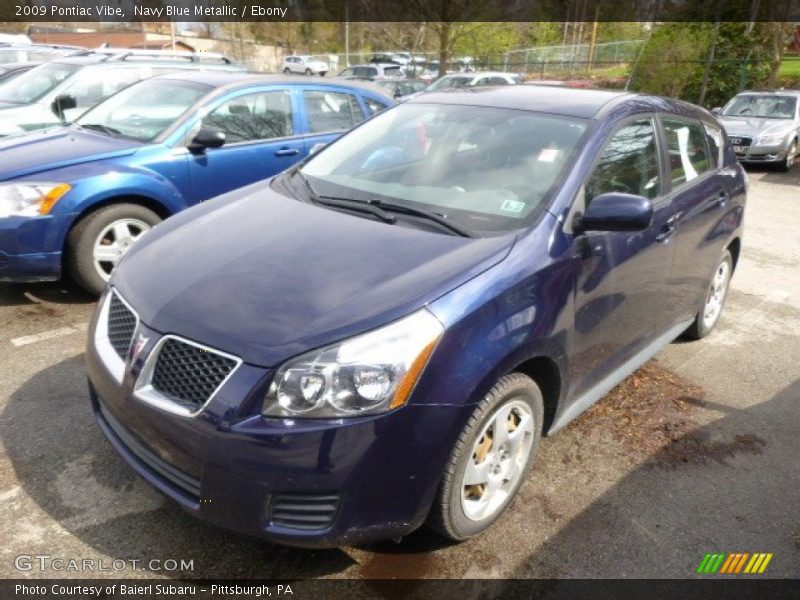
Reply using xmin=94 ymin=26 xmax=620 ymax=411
xmin=66 ymin=203 xmax=161 ymax=295
xmin=684 ymin=249 xmax=733 ymax=340
xmin=283 ymin=67 xmax=291 ymax=74
xmin=777 ymin=140 xmax=797 ymax=172
xmin=428 ymin=373 xmax=543 ymax=541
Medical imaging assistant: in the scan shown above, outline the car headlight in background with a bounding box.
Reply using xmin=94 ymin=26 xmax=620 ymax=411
xmin=756 ymin=133 xmax=787 ymax=146
xmin=263 ymin=309 xmax=444 ymax=418
xmin=0 ymin=182 xmax=71 ymax=218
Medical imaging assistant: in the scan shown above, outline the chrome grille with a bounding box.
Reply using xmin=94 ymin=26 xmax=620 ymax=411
xmin=150 ymin=338 xmax=238 ymax=411
xmin=270 ymin=493 xmax=340 ymax=530
xmin=107 ymin=291 xmax=137 ymax=359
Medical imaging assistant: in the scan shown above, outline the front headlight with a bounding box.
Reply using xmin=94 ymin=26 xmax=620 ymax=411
xmin=757 ymin=133 xmax=787 ymax=146
xmin=263 ymin=309 xmax=444 ymax=418
xmin=0 ymin=182 xmax=71 ymax=218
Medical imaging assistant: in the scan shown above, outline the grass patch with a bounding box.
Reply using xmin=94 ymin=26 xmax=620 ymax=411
xmin=779 ymin=57 xmax=800 ymax=78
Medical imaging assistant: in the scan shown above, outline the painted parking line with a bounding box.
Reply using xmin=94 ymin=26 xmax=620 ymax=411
xmin=10 ymin=323 xmax=88 ymax=347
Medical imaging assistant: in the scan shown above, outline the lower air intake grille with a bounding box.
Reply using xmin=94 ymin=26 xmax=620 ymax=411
xmin=107 ymin=291 xmax=137 ymax=359
xmin=270 ymin=493 xmax=340 ymax=530
xmin=151 ymin=338 xmax=237 ymax=410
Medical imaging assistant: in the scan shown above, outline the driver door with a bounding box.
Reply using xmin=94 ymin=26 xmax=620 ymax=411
xmin=569 ymin=116 xmax=678 ymax=400
xmin=185 ymin=87 xmax=305 ymax=203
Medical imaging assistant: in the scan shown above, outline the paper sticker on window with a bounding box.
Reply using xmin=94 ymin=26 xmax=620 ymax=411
xmin=538 ymin=148 xmax=560 ymax=162
xmin=500 ymin=199 xmax=526 ymax=214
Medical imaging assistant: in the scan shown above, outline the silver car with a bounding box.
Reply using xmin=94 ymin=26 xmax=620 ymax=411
xmin=715 ymin=90 xmax=800 ymax=171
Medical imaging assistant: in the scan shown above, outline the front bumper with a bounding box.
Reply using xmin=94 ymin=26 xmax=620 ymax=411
xmin=86 ymin=322 xmax=471 ymax=547
xmin=733 ymin=143 xmax=788 ymax=163
xmin=0 ymin=214 xmax=76 ymax=281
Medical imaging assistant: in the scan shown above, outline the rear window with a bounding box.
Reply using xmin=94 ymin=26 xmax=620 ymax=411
xmin=0 ymin=61 xmax=78 ymax=104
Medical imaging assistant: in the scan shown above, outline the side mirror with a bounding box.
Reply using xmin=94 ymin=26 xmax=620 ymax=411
xmin=308 ymin=142 xmax=326 ymax=155
xmin=711 ymin=107 xmax=722 ymax=115
xmin=51 ymin=94 xmax=77 ymax=121
xmin=575 ymin=192 xmax=653 ymax=233
xmin=188 ymin=127 xmax=226 ymax=154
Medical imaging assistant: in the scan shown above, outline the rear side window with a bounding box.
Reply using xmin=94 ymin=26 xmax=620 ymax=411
xmin=586 ymin=118 xmax=661 ymax=203
xmin=304 ymin=90 xmax=364 ymax=133
xmin=203 ymin=90 xmax=294 ymax=143
xmin=662 ymin=118 xmax=712 ymax=186
xmin=363 ymin=96 xmax=389 ymax=116
xmin=702 ymin=121 xmax=724 ymax=168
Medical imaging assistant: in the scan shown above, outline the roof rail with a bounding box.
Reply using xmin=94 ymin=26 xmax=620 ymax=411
xmin=86 ymin=47 xmax=234 ymax=64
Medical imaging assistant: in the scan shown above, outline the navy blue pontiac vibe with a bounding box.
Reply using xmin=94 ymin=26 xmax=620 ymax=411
xmin=86 ymin=86 xmax=746 ymax=546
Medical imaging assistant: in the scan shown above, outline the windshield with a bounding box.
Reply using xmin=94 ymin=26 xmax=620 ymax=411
xmin=722 ymin=95 xmax=797 ymax=119
xmin=300 ymin=103 xmax=587 ymax=235
xmin=75 ymin=79 xmax=210 ymax=142
xmin=0 ymin=62 xmax=79 ymax=104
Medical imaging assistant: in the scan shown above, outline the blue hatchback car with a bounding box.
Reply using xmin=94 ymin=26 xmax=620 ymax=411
xmin=0 ymin=72 xmax=393 ymax=293
xmin=86 ymin=86 xmax=746 ymax=546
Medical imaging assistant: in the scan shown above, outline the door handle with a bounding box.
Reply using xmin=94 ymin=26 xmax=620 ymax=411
xmin=656 ymin=217 xmax=677 ymax=243
xmin=275 ymin=147 xmax=300 ymax=157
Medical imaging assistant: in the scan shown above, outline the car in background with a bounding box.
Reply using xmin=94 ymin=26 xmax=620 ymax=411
xmin=375 ymin=79 xmax=428 ymax=99
xmin=0 ymin=62 xmax=40 ymax=84
xmin=338 ymin=63 xmax=405 ymax=81
xmin=714 ymin=90 xmax=800 ymax=171
xmin=0 ymin=50 xmax=243 ymax=137
xmin=0 ymin=73 xmax=394 ymax=294
xmin=283 ymin=55 xmax=329 ymax=76
xmin=0 ymin=43 xmax=83 ymax=65
xmin=85 ymin=86 xmax=745 ymax=548
xmin=426 ymin=72 xmax=522 ymax=92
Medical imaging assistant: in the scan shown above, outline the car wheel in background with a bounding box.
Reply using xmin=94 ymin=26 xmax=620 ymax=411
xmin=305 ymin=68 xmax=312 ymax=75
xmin=684 ymin=249 xmax=733 ymax=340
xmin=283 ymin=67 xmax=291 ymax=74
xmin=429 ymin=373 xmax=543 ymax=541
xmin=777 ymin=140 xmax=797 ymax=172
xmin=66 ymin=203 xmax=161 ymax=295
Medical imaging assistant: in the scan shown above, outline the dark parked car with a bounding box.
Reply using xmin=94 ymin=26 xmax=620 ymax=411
xmin=714 ymin=90 xmax=800 ymax=171
xmin=0 ymin=72 xmax=393 ymax=294
xmin=87 ymin=86 xmax=745 ymax=547
xmin=0 ymin=61 xmax=39 ymax=84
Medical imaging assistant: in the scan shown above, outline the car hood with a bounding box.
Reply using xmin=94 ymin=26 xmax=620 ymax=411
xmin=0 ymin=127 xmax=142 ymax=181
xmin=114 ymin=184 xmax=516 ymax=367
xmin=719 ymin=116 xmax=794 ymax=138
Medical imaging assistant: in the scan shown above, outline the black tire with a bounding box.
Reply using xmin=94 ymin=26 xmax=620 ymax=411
xmin=305 ymin=68 xmax=312 ymax=75
xmin=428 ymin=373 xmax=544 ymax=541
xmin=684 ymin=249 xmax=733 ymax=340
xmin=776 ymin=140 xmax=797 ymax=172
xmin=283 ymin=67 xmax=291 ymax=74
xmin=66 ymin=203 xmax=161 ymax=296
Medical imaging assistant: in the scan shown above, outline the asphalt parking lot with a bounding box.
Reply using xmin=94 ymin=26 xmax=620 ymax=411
xmin=0 ymin=167 xmax=798 ymax=580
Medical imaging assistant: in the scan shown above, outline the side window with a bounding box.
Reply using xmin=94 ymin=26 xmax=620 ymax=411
xmin=202 ymin=91 xmax=294 ymax=144
xmin=304 ymin=90 xmax=363 ymax=133
xmin=63 ymin=68 xmax=142 ymax=109
xmin=702 ymin=120 xmax=724 ymax=168
xmin=586 ymin=118 xmax=661 ymax=203
xmin=363 ymin=96 xmax=389 ymax=116
xmin=662 ymin=118 xmax=712 ymax=186
xmin=339 ymin=68 xmax=354 ymax=77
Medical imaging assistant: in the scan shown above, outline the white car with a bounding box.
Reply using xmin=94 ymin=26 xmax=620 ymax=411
xmin=283 ymin=55 xmax=328 ymax=76
xmin=426 ymin=72 xmax=521 ymax=92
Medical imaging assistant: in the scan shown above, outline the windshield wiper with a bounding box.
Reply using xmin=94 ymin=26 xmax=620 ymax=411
xmin=365 ymin=199 xmax=473 ymax=238
xmin=295 ymin=171 xmax=396 ymax=224
xmin=79 ymin=123 xmax=122 ymax=136
xmin=294 ymin=170 xmax=472 ymax=238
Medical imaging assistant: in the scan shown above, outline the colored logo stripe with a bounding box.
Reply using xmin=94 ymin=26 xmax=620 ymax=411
xmin=697 ymin=552 xmax=773 ymax=574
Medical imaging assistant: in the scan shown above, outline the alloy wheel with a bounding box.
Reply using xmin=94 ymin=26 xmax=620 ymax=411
xmin=460 ymin=399 xmax=534 ymax=521
xmin=92 ymin=218 xmax=151 ymax=281
xmin=702 ymin=259 xmax=731 ymax=330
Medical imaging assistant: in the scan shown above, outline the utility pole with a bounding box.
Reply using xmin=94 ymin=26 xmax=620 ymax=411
xmin=345 ymin=2 xmax=350 ymax=67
